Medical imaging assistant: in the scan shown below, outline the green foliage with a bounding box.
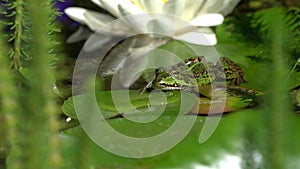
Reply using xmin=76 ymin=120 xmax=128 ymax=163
xmin=1 ymin=0 xmax=65 ymax=169
xmin=286 ymin=8 xmax=300 ymax=69
xmin=42 ymin=0 xmax=64 ymax=65
xmin=217 ymin=7 xmax=300 ymax=169
xmin=0 ymin=18 xmax=20 ymax=169
xmin=0 ymin=0 xmax=300 ymax=168
xmin=262 ymin=9 xmax=289 ymax=169
xmin=1 ymin=0 xmax=29 ymax=70
xmin=224 ymin=7 xmax=300 ymax=42
xmin=221 ymin=7 xmax=300 ymax=70
xmin=0 ymin=0 xmax=62 ymax=70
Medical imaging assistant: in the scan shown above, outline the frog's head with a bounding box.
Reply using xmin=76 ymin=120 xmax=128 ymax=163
xmin=151 ymin=66 xmax=198 ymax=91
xmin=151 ymin=67 xmax=178 ymax=89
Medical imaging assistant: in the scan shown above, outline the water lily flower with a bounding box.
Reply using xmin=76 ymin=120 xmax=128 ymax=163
xmin=65 ymin=0 xmax=240 ymax=45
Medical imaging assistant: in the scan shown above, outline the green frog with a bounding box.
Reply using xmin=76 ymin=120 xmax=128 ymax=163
xmin=140 ymin=56 xmax=257 ymax=115
xmin=144 ymin=56 xmax=246 ymax=92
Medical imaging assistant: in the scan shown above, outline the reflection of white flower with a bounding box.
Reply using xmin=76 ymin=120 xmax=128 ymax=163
xmin=65 ymin=0 xmax=240 ymax=45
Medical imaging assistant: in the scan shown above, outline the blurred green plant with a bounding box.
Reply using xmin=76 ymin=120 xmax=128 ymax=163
xmin=0 ymin=0 xmax=300 ymax=169
xmin=0 ymin=19 xmax=20 ymax=169
xmin=217 ymin=7 xmax=300 ymax=169
xmin=221 ymin=7 xmax=300 ymax=71
xmin=262 ymin=8 xmax=289 ymax=169
xmin=0 ymin=0 xmax=63 ymax=70
xmin=0 ymin=0 xmax=64 ymax=169
xmin=1 ymin=0 xmax=28 ymax=70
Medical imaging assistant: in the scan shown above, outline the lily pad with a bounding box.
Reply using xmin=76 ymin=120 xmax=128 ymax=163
xmin=59 ymin=110 xmax=262 ymax=169
xmin=62 ymin=90 xmax=198 ymax=119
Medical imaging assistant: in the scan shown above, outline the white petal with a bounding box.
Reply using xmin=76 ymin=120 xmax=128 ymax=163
xmin=174 ymin=31 xmax=217 ymax=46
xmin=65 ymin=7 xmax=116 ymax=31
xmin=116 ymin=2 xmax=145 ymax=16
xmin=182 ymin=0 xmax=206 ymax=20
xmin=90 ymin=19 xmax=132 ymax=36
xmin=96 ymin=0 xmax=122 ymax=17
xmin=118 ymin=6 xmax=152 ymax=33
xmin=65 ymin=7 xmax=88 ymax=25
xmin=139 ymin=0 xmax=163 ymax=13
xmin=147 ymin=17 xmax=174 ymax=35
xmin=190 ymin=13 xmax=224 ymax=27
xmin=191 ymin=0 xmax=214 ymax=16
xmin=163 ymin=0 xmax=185 ymax=16
xmin=90 ymin=0 xmax=103 ymax=7
xmin=97 ymin=0 xmax=143 ymax=18
xmin=194 ymin=0 xmax=240 ymax=16
xmin=84 ymin=11 xmax=115 ymax=31
xmin=117 ymin=0 xmax=145 ymax=15
xmin=66 ymin=26 xmax=92 ymax=43
xmin=84 ymin=33 xmax=113 ymax=52
xmin=217 ymin=0 xmax=241 ymax=16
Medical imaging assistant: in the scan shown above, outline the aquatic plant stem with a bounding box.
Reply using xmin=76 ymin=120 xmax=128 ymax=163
xmin=11 ymin=0 xmax=24 ymax=70
xmin=25 ymin=0 xmax=62 ymax=168
xmin=266 ymin=8 xmax=288 ymax=169
xmin=0 ymin=23 xmax=21 ymax=169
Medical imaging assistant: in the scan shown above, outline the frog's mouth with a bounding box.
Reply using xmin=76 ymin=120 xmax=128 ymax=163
xmin=146 ymin=82 xmax=201 ymax=96
xmin=145 ymin=83 xmax=177 ymax=91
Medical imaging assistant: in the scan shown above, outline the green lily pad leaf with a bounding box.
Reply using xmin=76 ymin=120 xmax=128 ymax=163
xmin=62 ymin=90 xmax=197 ymax=120
xmin=191 ymin=97 xmax=253 ymax=116
xmin=191 ymin=85 xmax=262 ymax=115
xmin=59 ymin=110 xmax=265 ymax=169
xmin=62 ymin=97 xmax=77 ymax=119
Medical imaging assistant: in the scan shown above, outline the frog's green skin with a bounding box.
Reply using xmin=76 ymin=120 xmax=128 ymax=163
xmin=140 ymin=56 xmax=256 ymax=115
xmin=218 ymin=57 xmax=246 ymax=86
xmin=146 ymin=56 xmax=246 ymax=92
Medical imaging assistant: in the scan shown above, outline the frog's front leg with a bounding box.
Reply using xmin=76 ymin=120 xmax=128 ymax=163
xmin=139 ymin=81 xmax=153 ymax=94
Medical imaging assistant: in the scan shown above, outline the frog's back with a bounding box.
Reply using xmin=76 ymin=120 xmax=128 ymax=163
xmin=147 ymin=56 xmax=246 ymax=92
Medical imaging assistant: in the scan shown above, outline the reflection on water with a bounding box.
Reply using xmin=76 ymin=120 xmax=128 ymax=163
xmin=192 ymin=154 xmax=241 ymax=169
